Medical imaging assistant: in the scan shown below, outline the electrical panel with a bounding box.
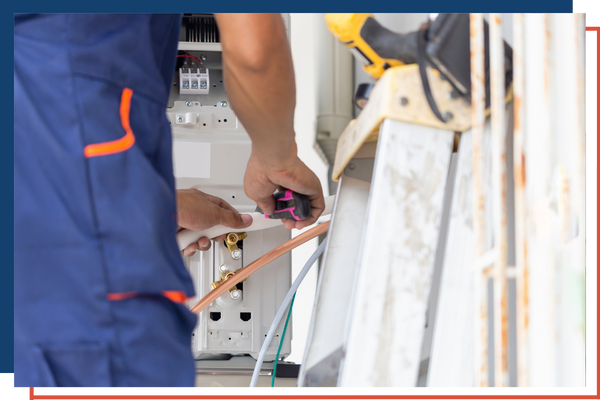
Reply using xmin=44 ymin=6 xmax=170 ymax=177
xmin=167 ymin=14 xmax=293 ymax=366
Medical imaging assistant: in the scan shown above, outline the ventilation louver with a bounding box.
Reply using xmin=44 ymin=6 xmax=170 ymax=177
xmin=182 ymin=14 xmax=220 ymax=43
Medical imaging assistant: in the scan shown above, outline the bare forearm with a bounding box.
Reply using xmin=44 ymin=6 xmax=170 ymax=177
xmin=214 ymin=14 xmax=324 ymax=225
xmin=214 ymin=13 xmax=297 ymax=166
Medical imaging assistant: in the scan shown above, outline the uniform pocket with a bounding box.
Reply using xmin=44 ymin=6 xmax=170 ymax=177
xmin=73 ymin=75 xmax=193 ymax=297
xmin=32 ymin=342 xmax=112 ymax=387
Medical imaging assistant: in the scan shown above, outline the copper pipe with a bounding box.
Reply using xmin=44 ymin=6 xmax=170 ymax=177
xmin=189 ymin=221 xmax=330 ymax=314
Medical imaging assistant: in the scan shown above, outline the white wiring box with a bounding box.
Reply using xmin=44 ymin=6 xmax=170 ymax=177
xmin=185 ymin=229 xmax=292 ymax=362
xmin=179 ymin=67 xmax=210 ymax=95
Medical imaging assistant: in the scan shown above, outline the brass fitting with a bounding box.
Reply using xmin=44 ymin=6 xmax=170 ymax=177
xmin=210 ymin=266 xmax=247 ymax=294
xmin=210 ymin=270 xmax=236 ymax=292
xmin=225 ymin=232 xmax=247 ymax=260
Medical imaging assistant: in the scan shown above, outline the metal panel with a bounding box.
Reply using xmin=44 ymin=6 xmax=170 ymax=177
xmin=186 ymin=225 xmax=292 ymax=361
xmin=172 ymin=43 xmax=294 ymax=363
xmin=339 ymin=119 xmax=454 ymax=386
xmin=428 ymin=132 xmax=476 ymax=386
xmin=512 ymin=13 xmax=529 ymax=387
xmin=469 ymin=13 xmax=491 ymax=387
xmin=548 ymin=14 xmax=586 ymax=387
xmin=428 ymin=111 xmax=504 ymax=386
xmin=420 ymin=151 xmax=459 ymax=366
xmin=299 ymin=173 xmax=372 ymax=387
xmin=301 ymin=347 xmax=344 ymax=387
xmin=513 ymin=13 xmax=586 ymax=387
xmin=489 ymin=13 xmax=510 ymax=388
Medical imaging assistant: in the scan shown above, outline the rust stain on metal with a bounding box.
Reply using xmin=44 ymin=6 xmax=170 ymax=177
xmin=523 ymin=241 xmax=529 ymax=329
xmin=470 ymin=13 xmax=487 ymax=256
xmin=501 ymin=283 xmax=510 ymax=378
xmin=490 ymin=12 xmax=509 ymax=387
xmin=512 ymin=13 xmax=529 ymax=387
xmin=513 ymin=154 xmax=526 ymax=190
xmin=513 ymin=96 xmax=521 ymax=132
xmin=520 ymin=154 xmax=526 ymax=188
xmin=479 ymin=298 xmax=489 ymax=386
xmin=557 ymin=164 xmax=571 ymax=243
xmin=471 ymin=14 xmax=490 ymax=387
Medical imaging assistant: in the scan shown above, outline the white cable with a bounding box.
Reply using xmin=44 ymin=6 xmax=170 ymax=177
xmin=249 ymin=237 xmax=328 ymax=387
xmin=177 ymin=195 xmax=336 ymax=251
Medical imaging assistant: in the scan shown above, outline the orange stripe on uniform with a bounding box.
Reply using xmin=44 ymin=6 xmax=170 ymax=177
xmin=84 ymin=88 xmax=136 ymax=158
xmin=106 ymin=291 xmax=189 ymax=304
xmin=106 ymin=291 xmax=138 ymax=301
xmin=161 ymin=291 xmax=188 ymax=304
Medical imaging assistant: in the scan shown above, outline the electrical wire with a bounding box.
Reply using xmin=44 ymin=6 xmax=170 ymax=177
xmin=271 ymin=292 xmax=296 ymax=387
xmin=249 ymin=238 xmax=328 ymax=387
xmin=177 ymin=54 xmax=204 ymax=64
xmin=416 ymin=27 xmax=448 ymax=123
xmin=189 ymin=221 xmax=330 ymax=314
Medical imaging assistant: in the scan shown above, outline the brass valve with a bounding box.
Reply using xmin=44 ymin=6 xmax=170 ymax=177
xmin=210 ymin=270 xmax=237 ymax=293
xmin=225 ymin=232 xmax=247 ymax=260
xmin=210 ymin=265 xmax=247 ymax=294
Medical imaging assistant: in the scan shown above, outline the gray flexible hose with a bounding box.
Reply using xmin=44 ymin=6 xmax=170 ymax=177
xmin=249 ymin=236 xmax=328 ymax=387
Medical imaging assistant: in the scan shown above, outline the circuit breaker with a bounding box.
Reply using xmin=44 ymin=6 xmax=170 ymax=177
xmin=167 ymin=13 xmax=293 ymax=367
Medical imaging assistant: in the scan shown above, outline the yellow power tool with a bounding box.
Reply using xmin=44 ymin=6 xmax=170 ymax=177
xmin=325 ymin=13 xmax=514 ymax=122
xmin=325 ymin=13 xmax=419 ymax=79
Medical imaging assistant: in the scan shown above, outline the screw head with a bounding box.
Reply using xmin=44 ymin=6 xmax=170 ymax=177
xmin=447 ymin=90 xmax=459 ymax=100
xmin=230 ymin=290 xmax=241 ymax=300
xmin=348 ymin=163 xmax=356 ymax=170
xmin=176 ymin=115 xmax=183 ymax=123
xmin=185 ymin=101 xmax=192 ymax=107
xmin=220 ymin=101 xmax=228 ymax=107
xmin=200 ymin=54 xmax=207 ymax=61
xmin=219 ymin=264 xmax=228 ymax=273
xmin=400 ymin=97 xmax=409 ymax=106
xmin=442 ymin=112 xmax=453 ymax=121
xmin=231 ymin=249 xmax=242 ymax=260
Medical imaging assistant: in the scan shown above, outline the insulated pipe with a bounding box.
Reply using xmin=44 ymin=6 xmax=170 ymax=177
xmin=250 ymin=238 xmax=328 ymax=387
xmin=177 ymin=195 xmax=336 ymax=250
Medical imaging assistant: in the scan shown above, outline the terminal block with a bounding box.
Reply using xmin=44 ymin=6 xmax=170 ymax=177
xmin=179 ymin=66 xmax=210 ymax=95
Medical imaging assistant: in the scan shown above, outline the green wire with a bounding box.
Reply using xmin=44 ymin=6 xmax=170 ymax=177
xmin=271 ymin=292 xmax=296 ymax=387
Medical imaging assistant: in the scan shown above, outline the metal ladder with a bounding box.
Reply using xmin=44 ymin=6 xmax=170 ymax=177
xmin=298 ymin=13 xmax=586 ymax=387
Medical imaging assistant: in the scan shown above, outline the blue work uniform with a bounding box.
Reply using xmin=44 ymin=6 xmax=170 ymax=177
xmin=14 ymin=14 xmax=197 ymax=386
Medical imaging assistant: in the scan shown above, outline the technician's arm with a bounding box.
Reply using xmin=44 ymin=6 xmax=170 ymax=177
xmin=214 ymin=13 xmax=325 ymax=230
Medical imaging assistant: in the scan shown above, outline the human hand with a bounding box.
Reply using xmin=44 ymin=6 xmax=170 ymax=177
xmin=177 ymin=189 xmax=252 ymax=257
xmin=243 ymin=151 xmax=325 ymax=230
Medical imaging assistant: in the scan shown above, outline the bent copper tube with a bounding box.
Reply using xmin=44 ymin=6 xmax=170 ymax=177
xmin=189 ymin=221 xmax=330 ymax=314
